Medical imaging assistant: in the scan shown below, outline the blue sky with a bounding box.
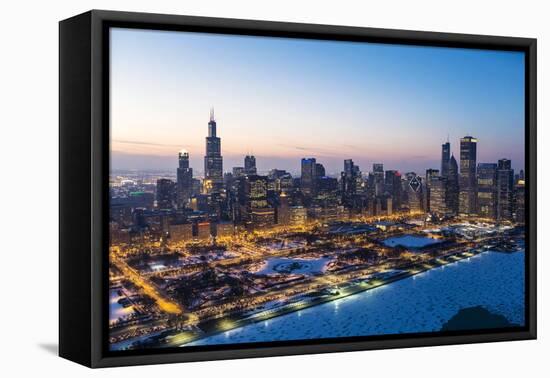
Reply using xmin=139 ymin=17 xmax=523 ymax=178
xmin=110 ymin=27 xmax=525 ymax=175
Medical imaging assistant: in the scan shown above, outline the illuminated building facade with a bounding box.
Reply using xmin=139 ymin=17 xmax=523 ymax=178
xmin=301 ymin=158 xmax=317 ymax=197
xmin=176 ymin=149 xmax=193 ymax=209
xmin=497 ymin=158 xmax=514 ymax=220
xmin=459 ymin=136 xmax=477 ymax=215
xmin=204 ymin=109 xmax=223 ymax=193
xmin=441 ymin=141 xmax=450 ymax=178
xmin=429 ymin=176 xmax=447 ymax=215
xmin=373 ymin=163 xmax=385 ymax=196
xmin=425 ymin=168 xmax=440 ymax=212
xmin=477 ymin=163 xmax=497 ymax=219
xmin=156 ymin=178 xmax=175 ymax=210
xmin=385 ymin=170 xmax=402 ymax=210
xmin=244 ymin=155 xmax=257 ymax=175
xmin=169 ymin=223 xmax=193 ymax=243
xmin=245 ymin=175 xmax=275 ymax=228
xmin=446 ymin=154 xmax=459 ymax=215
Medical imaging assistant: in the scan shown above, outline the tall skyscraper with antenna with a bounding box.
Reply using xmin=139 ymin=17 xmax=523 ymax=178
xmin=204 ymin=108 xmax=223 ymax=193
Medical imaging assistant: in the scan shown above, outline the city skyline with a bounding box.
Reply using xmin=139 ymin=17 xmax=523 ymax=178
xmin=108 ymin=28 xmax=526 ymax=352
xmin=111 ymin=129 xmax=524 ymax=179
xmin=110 ymin=28 xmax=525 ymax=173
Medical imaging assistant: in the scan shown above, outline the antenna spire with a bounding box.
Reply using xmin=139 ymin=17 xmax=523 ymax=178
xmin=210 ymin=107 xmax=215 ymax=122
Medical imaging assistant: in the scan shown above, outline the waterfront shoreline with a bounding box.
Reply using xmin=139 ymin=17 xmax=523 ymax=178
xmin=121 ymin=247 xmax=512 ymax=350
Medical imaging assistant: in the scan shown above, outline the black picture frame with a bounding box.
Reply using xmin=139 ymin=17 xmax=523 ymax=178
xmin=59 ymin=9 xmax=537 ymax=368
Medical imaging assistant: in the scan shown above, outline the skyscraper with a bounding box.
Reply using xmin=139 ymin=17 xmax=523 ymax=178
xmin=477 ymin=163 xmax=497 ymax=219
xmin=204 ymin=108 xmax=223 ymax=193
xmin=405 ymin=172 xmax=423 ymax=212
xmin=441 ymin=141 xmax=450 ymax=178
xmin=156 ymin=178 xmax=175 ymax=210
xmin=497 ymin=158 xmax=514 ymax=220
xmin=446 ymin=154 xmax=459 ymax=215
xmin=514 ymin=178 xmax=525 ymax=223
xmin=245 ymin=175 xmax=275 ymax=228
xmin=341 ymin=159 xmax=359 ymax=205
xmin=429 ymin=176 xmax=447 ymax=215
xmin=385 ymin=170 xmax=402 ymax=210
xmin=425 ymin=168 xmax=440 ymax=212
xmin=176 ymin=149 xmax=193 ymax=209
xmin=301 ymin=158 xmax=317 ymax=197
xmin=459 ymin=136 xmax=477 ymax=215
xmin=232 ymin=166 xmax=245 ymax=178
xmin=277 ymin=192 xmax=290 ymax=225
xmin=244 ymin=155 xmax=257 ymax=175
xmin=373 ymin=163 xmax=384 ymax=196
xmin=315 ymin=163 xmax=326 ymax=179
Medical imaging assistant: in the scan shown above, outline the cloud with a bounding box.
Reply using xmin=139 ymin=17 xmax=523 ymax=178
xmin=113 ymin=139 xmax=184 ymax=148
xmin=276 ymin=144 xmax=344 ymax=157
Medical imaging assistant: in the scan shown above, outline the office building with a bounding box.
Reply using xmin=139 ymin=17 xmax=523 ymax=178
xmin=477 ymin=163 xmax=497 ymax=219
xmin=459 ymin=136 xmax=477 ymax=215
xmin=301 ymin=158 xmax=317 ymax=197
xmin=497 ymin=159 xmax=514 ymax=220
xmin=441 ymin=141 xmax=450 ymax=178
xmin=156 ymin=178 xmax=175 ymax=210
xmin=244 ymin=155 xmax=257 ymax=175
xmin=429 ymin=176 xmax=447 ymax=215
xmin=176 ymin=149 xmax=193 ymax=209
xmin=446 ymin=154 xmax=459 ymax=215
xmin=204 ymin=108 xmax=223 ymax=193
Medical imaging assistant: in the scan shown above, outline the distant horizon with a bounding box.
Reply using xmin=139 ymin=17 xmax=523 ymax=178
xmin=110 ymin=28 xmax=525 ymax=175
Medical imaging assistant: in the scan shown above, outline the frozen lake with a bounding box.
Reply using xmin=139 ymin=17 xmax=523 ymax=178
xmin=186 ymin=250 xmax=524 ymax=346
xmin=383 ymin=235 xmax=442 ymax=248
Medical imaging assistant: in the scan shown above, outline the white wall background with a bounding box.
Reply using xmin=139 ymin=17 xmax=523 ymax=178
xmin=0 ymin=0 xmax=547 ymax=376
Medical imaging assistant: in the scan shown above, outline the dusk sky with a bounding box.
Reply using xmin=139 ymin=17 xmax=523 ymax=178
xmin=110 ymin=27 xmax=525 ymax=176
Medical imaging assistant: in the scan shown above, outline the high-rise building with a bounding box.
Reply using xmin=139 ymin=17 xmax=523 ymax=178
xmin=246 ymin=175 xmax=269 ymax=208
xmin=446 ymin=154 xmax=459 ymax=215
xmin=514 ymin=178 xmax=525 ymax=223
xmin=204 ymin=108 xmax=223 ymax=193
xmin=315 ymin=163 xmax=326 ymax=179
xmin=316 ymin=176 xmax=339 ymax=200
xmin=244 ymin=155 xmax=257 ymax=175
xmin=429 ymin=176 xmax=447 ymax=215
xmin=267 ymin=169 xmax=293 ymax=194
xmin=425 ymin=168 xmax=440 ymax=212
xmin=373 ymin=163 xmax=385 ymax=196
xmin=289 ymin=206 xmax=307 ymax=226
xmin=232 ymin=166 xmax=245 ymax=177
xmin=156 ymin=179 xmax=175 ymax=210
xmin=441 ymin=141 xmax=451 ymax=178
xmin=196 ymin=221 xmax=211 ymax=240
xmin=341 ymin=159 xmax=360 ymax=204
xmin=245 ymin=175 xmax=275 ymax=228
xmin=176 ymin=149 xmax=193 ymax=209
xmin=169 ymin=223 xmax=193 ymax=243
xmin=277 ymin=192 xmax=290 ymax=225
xmin=385 ymin=170 xmax=402 ymax=210
xmin=301 ymin=158 xmax=317 ymax=197
xmin=497 ymin=159 xmax=514 ymax=220
xmin=405 ymin=172 xmax=424 ymax=212
xmin=459 ymin=136 xmax=477 ymax=215
xmin=477 ymin=163 xmax=497 ymax=219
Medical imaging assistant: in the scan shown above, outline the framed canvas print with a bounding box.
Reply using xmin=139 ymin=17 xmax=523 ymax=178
xmin=59 ymin=10 xmax=537 ymax=368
